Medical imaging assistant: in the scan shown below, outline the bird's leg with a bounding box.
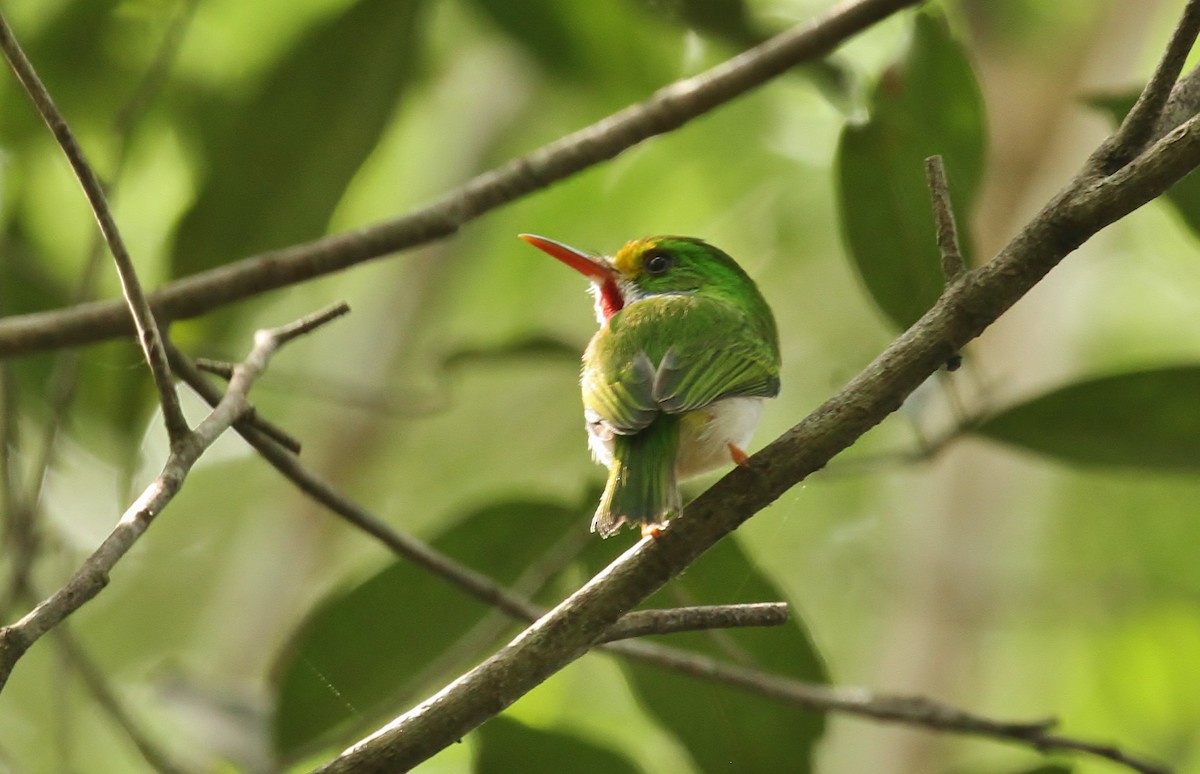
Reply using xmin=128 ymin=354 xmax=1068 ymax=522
xmin=727 ymin=442 xmax=750 ymax=467
xmin=641 ymin=523 xmax=664 ymax=539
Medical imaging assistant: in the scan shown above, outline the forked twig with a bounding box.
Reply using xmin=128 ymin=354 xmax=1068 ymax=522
xmin=0 ymin=303 xmax=350 ymax=691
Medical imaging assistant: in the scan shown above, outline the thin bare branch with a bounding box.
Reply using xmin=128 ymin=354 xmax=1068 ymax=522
xmin=599 ymin=603 xmax=789 ymax=642
xmin=612 ymin=640 xmax=1168 ymax=774
xmin=271 ymin=302 xmax=351 ymax=344
xmin=183 ymin=358 xmax=301 ymax=451
xmin=0 ymin=12 xmax=188 ymax=442
xmin=230 ymin=407 xmax=302 ymax=455
xmin=924 ymin=155 xmax=965 ymax=284
xmin=0 ymin=0 xmax=924 ymax=358
xmin=924 ymin=153 xmax=966 ymax=371
xmin=1154 ymin=62 xmax=1200 ymax=142
xmin=194 ymin=358 xmax=235 ymax=380
xmin=0 ymin=305 xmax=349 ymax=692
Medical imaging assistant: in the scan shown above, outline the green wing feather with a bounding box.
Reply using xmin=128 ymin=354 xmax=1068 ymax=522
xmin=581 ymin=351 xmax=658 ymax=433
xmin=582 ymin=294 xmax=779 ymax=433
xmin=653 ymin=340 xmax=780 ymax=413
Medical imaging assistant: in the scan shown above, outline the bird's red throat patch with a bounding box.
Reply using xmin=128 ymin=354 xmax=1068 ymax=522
xmin=598 ymin=278 xmax=624 ymax=320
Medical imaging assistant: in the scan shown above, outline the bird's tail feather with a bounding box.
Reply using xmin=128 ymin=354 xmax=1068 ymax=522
xmin=593 ymin=415 xmax=681 ymax=538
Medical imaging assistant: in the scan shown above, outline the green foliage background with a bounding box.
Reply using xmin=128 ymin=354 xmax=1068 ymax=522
xmin=1 ymin=0 xmax=1198 ymax=772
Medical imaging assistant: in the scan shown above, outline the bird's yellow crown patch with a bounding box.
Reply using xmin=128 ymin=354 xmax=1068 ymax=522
xmin=611 ymin=237 xmax=662 ymax=277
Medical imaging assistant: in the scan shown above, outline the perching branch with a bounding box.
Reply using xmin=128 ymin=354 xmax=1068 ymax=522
xmin=315 ymin=3 xmax=1200 ymax=771
xmin=0 ymin=11 xmax=188 ymax=444
xmin=170 ymin=347 xmax=1155 ymax=772
xmin=0 ymin=303 xmax=350 ymax=692
xmin=0 ymin=0 xmax=923 ymax=358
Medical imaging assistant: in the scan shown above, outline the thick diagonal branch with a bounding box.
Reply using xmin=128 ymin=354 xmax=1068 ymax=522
xmin=168 ymin=347 xmax=1162 ymax=773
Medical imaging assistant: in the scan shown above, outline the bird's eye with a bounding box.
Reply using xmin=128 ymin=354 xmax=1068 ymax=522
xmin=644 ymin=250 xmax=672 ymax=275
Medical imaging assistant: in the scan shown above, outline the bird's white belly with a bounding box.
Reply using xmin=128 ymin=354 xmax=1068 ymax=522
xmin=587 ymin=396 xmax=765 ymax=479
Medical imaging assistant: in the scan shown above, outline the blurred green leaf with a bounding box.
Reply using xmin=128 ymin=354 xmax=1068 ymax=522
xmin=579 ymin=534 xmax=828 ymax=772
xmin=976 ymin=366 xmax=1200 ymax=470
xmin=464 ymin=0 xmax=680 ymax=102
xmin=465 ymin=0 xmax=589 ymax=77
xmin=474 ymin=715 xmax=643 ymax=773
xmin=1090 ymin=91 xmax=1200 ymax=238
xmin=628 ymin=0 xmax=761 ymax=49
xmin=0 ymin=235 xmax=71 ymax=317
xmin=1070 ymin=603 xmax=1200 ymax=752
xmin=1086 ymin=93 xmax=1134 ymax=122
xmin=836 ymin=10 xmax=986 ymax=329
xmin=271 ymin=499 xmax=583 ymax=759
xmin=0 ymin=0 xmax=136 ymax=142
xmin=0 ymin=233 xmax=155 ymax=466
xmin=170 ymin=0 xmax=426 ymax=278
xmin=627 ymin=0 xmax=857 ymax=112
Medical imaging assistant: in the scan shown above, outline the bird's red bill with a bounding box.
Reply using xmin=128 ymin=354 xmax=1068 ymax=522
xmin=519 ymin=233 xmax=625 ymax=319
xmin=518 ymin=233 xmax=613 ymax=282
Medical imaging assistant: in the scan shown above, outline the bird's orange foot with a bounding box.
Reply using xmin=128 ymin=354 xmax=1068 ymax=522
xmin=727 ymin=442 xmax=750 ymax=467
xmin=641 ymin=524 xmax=664 ymax=539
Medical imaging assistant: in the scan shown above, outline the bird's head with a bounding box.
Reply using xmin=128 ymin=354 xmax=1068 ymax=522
xmin=520 ymin=233 xmax=757 ymax=324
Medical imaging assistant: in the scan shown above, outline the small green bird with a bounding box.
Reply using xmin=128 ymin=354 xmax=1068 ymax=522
xmin=520 ymin=233 xmax=781 ymax=538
